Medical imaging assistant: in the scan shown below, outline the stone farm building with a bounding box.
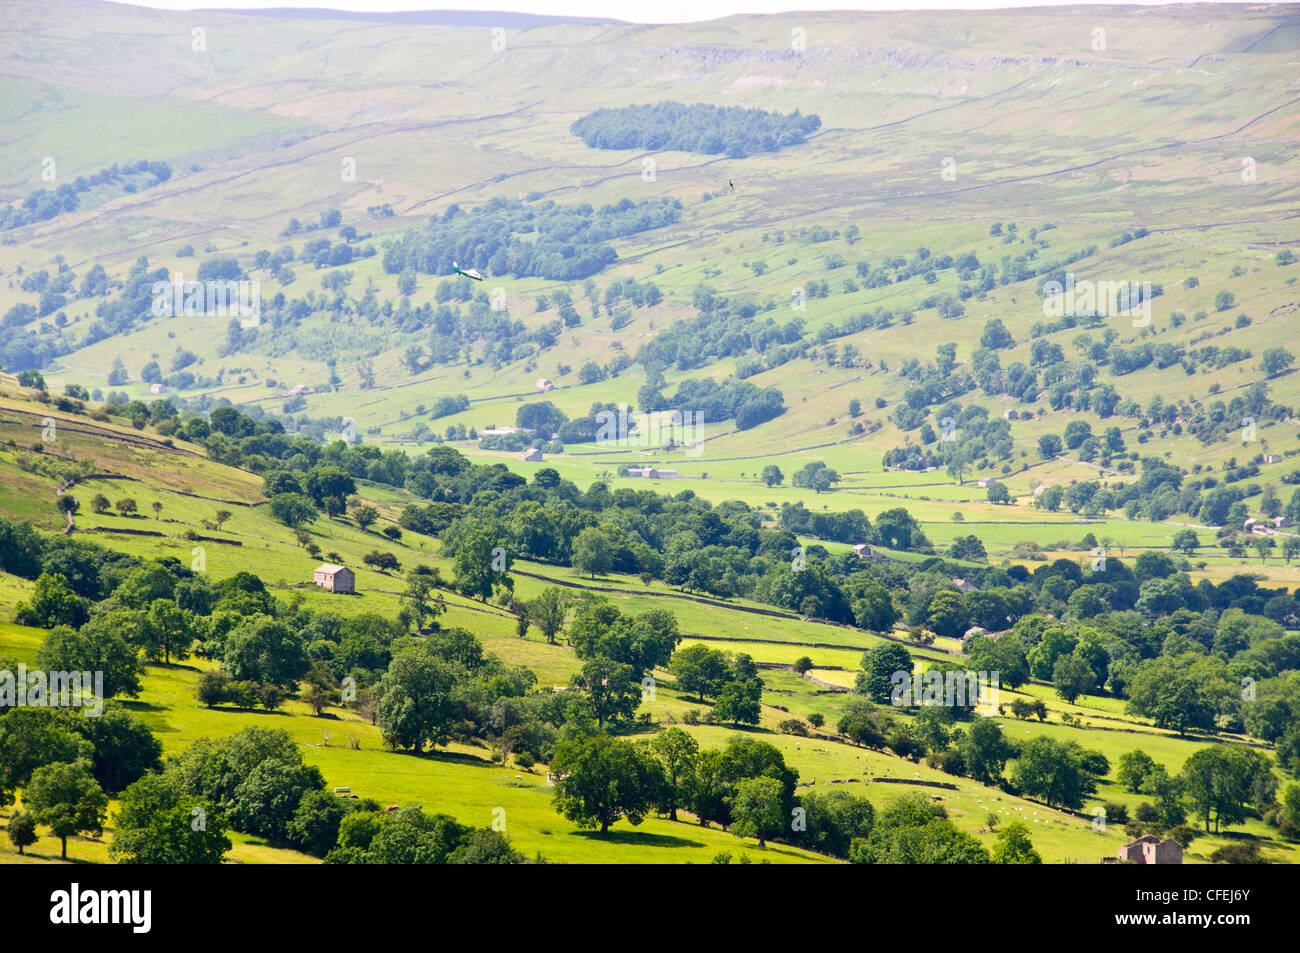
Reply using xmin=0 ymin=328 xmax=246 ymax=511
xmin=626 ymin=467 xmax=679 ymax=479
xmin=313 ymin=563 xmax=355 ymax=594
xmin=518 ymin=448 xmax=544 ymax=462
xmin=1116 ymin=835 xmax=1182 ymax=865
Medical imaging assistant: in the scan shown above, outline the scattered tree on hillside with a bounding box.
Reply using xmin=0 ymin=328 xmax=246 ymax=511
xmin=25 ymin=760 xmax=108 ymax=861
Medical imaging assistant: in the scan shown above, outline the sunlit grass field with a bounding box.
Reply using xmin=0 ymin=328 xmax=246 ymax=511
xmin=1 ymin=0 xmax=1299 ymax=866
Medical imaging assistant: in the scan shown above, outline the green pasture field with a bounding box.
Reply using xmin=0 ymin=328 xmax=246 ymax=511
xmin=1 ymin=0 xmax=1299 ymax=865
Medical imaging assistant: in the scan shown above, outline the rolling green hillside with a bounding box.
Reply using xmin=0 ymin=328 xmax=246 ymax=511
xmin=1 ymin=1 xmax=1299 ymax=866
xmin=1 ymin=381 xmax=1296 ymax=865
xmin=2 ymin=0 xmax=1298 ymax=580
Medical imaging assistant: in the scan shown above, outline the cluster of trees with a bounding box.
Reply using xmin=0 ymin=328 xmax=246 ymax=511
xmin=777 ymin=502 xmax=872 ymax=543
xmin=791 ymin=461 xmax=841 ymax=493
xmin=0 ymin=704 xmax=161 ymax=859
xmin=823 ymin=546 xmax=1300 ymax=749
xmin=844 ymin=644 xmax=1295 ymax=840
xmin=883 ymin=401 xmax=1014 ymax=473
xmin=570 ymin=102 xmax=821 ymax=158
xmin=5 ymin=199 xmax=680 ymax=377
xmin=114 ymin=725 xmax=527 ymax=864
xmin=1115 ymin=744 xmax=1289 ymax=842
xmin=382 ymin=197 xmax=681 ymax=282
xmin=551 ymin=732 xmax=797 ymax=840
xmin=852 ymin=793 xmax=1034 ymax=864
xmin=10 ymin=262 xmax=81 ymax=323
xmin=1186 ymin=385 xmax=1290 ymax=447
xmin=1 ymin=160 xmax=171 ymax=231
xmin=499 ymin=384 xmax=787 ymax=448
xmin=0 ymin=520 xmax=676 ymax=860
xmin=3 ymin=254 xmax=159 ymax=371
xmin=0 ymin=519 xmax=498 ymax=744
xmin=634 ymin=287 xmax=806 ymax=375
xmin=970 ymin=308 xmax=1295 ymax=459
xmin=670 ymin=644 xmax=763 ymax=724
xmin=262 ymin=463 xmax=360 ymax=525
xmin=372 ymin=441 xmax=933 ymax=617
xmin=655 ymin=375 xmax=786 ymax=430
xmin=563 ymin=598 xmax=681 ymax=723
xmin=888 ymin=343 xmax=978 ymax=430
xmin=371 ymin=624 xmax=544 ymax=754
xmin=1025 ymin=454 xmax=1300 ymax=530
xmin=980 ymin=574 xmax=1300 ymax=725
xmin=324 ymin=804 xmax=532 ymax=864
xmin=549 ymin=726 xmax=1037 ymax=863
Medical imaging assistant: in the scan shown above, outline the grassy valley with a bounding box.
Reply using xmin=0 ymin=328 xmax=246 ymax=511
xmin=1 ymin=0 xmax=1298 ymax=868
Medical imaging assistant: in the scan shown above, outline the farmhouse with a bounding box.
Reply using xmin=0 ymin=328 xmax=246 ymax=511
xmin=1116 ymin=835 xmax=1182 ymax=865
xmin=518 ymin=448 xmax=544 ymax=462
xmin=149 ymin=383 xmax=166 ymax=395
xmin=480 ymin=427 xmax=519 ymax=437
xmin=852 ymin=543 xmax=888 ymax=561
xmin=626 ymin=467 xmax=679 ymax=479
xmin=313 ymin=563 xmax=355 ymax=594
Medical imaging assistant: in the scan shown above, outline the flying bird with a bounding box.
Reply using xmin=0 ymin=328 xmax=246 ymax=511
xmin=729 ymin=179 xmax=735 ymax=191
xmin=453 ymin=261 xmax=485 ymax=281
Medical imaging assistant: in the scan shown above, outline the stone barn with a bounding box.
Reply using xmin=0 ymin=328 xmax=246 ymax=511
xmin=313 ymin=563 xmax=355 ymax=594
xmin=1117 ymin=835 xmax=1182 ymax=864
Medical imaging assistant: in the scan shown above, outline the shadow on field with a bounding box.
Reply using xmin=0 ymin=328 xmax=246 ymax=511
xmin=146 ymin=662 xmax=204 ymax=672
xmin=178 ymin=706 xmax=295 ymax=719
xmin=121 ymin=699 xmax=168 ymax=713
xmin=405 ymin=749 xmax=493 ymax=766
xmin=572 ymin=829 xmax=706 ymax=849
